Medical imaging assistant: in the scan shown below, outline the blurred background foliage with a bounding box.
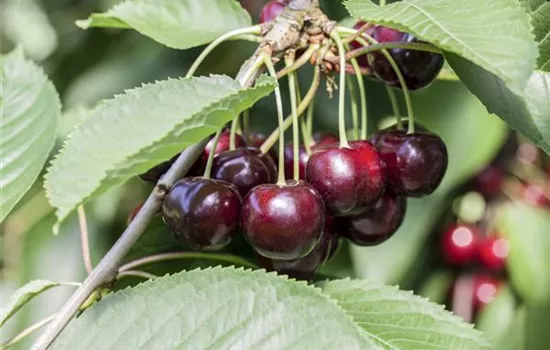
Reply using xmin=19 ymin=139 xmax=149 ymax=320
xmin=1 ymin=1 xmax=548 ymax=349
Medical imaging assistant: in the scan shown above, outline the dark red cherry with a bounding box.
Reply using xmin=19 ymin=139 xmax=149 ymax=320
xmin=522 ymin=183 xmax=550 ymax=208
xmin=204 ymin=131 xmax=246 ymax=160
xmin=306 ymin=141 xmax=385 ymax=216
xmin=478 ymin=236 xmax=509 ymax=271
xmin=257 ymin=216 xmax=337 ymax=280
xmin=312 ymin=132 xmax=339 ymax=147
xmin=259 ymin=0 xmax=289 ymax=23
xmin=374 ymin=130 xmax=448 ymax=197
xmin=162 ymin=177 xmax=242 ymax=251
xmin=241 ymin=180 xmax=325 ymax=260
xmin=349 ymin=21 xmax=375 ymax=68
xmin=440 ymin=224 xmax=480 ymax=266
xmin=211 ymin=148 xmax=276 ymax=197
xmin=472 ymin=274 xmax=502 ymax=311
xmin=284 ymin=142 xmax=309 ymax=180
xmin=473 ymin=166 xmax=505 ymax=198
xmin=249 ymin=131 xmax=267 ymax=148
xmin=139 ymin=152 xmax=204 ymax=184
xmin=368 ymin=26 xmax=444 ymax=90
xmin=342 ymin=192 xmax=407 ymax=246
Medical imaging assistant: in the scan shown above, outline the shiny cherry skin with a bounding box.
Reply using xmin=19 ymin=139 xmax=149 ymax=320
xmin=259 ymin=0 xmax=289 ymax=23
xmin=306 ymin=141 xmax=385 ymax=216
xmin=204 ymin=131 xmax=246 ymax=160
xmin=522 ymin=183 xmax=550 ymax=208
xmin=349 ymin=21 xmax=375 ymax=68
xmin=312 ymin=132 xmax=339 ymax=147
xmin=472 ymin=274 xmax=502 ymax=311
xmin=241 ymin=180 xmax=325 ymax=260
xmin=162 ymin=177 xmax=242 ymax=251
xmin=440 ymin=224 xmax=480 ymax=266
xmin=211 ymin=148 xmax=276 ymax=197
xmin=257 ymin=217 xmax=337 ymax=280
xmin=368 ymin=26 xmax=444 ymax=90
xmin=284 ymin=142 xmax=309 ymax=180
xmin=473 ymin=166 xmax=505 ymax=198
xmin=342 ymin=192 xmax=407 ymax=246
xmin=478 ymin=236 xmax=510 ymax=271
xmin=374 ymin=129 xmax=448 ymax=197
xmin=249 ymin=131 xmax=268 ymax=148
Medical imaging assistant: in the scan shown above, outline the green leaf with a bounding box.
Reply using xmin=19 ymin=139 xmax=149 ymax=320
xmin=476 ymin=286 xmax=517 ymax=347
xmin=350 ymin=82 xmax=507 ymax=284
xmin=345 ymin=0 xmax=537 ymax=96
xmin=76 ymin=0 xmax=252 ymax=49
xmin=496 ymin=202 xmax=550 ymax=304
xmin=0 ymin=48 xmax=60 ymax=222
xmin=45 ymin=75 xmax=275 ymax=225
xmin=52 ymin=268 xmax=377 ymax=349
xmin=521 ymin=0 xmax=550 ymax=71
xmin=321 ymin=279 xmax=493 ymax=350
xmin=1 ymin=280 xmax=63 ymax=326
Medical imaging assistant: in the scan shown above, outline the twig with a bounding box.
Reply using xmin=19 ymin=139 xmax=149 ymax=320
xmin=77 ymin=205 xmax=93 ymax=275
xmin=2 ymin=314 xmax=57 ymax=349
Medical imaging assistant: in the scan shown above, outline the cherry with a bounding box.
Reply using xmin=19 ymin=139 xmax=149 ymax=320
xmin=241 ymin=180 xmax=325 ymax=260
xmin=478 ymin=236 xmax=509 ymax=271
xmin=162 ymin=177 xmax=242 ymax=251
xmin=349 ymin=21 xmax=375 ymax=68
xmin=306 ymin=141 xmax=385 ymax=216
xmin=248 ymin=131 xmax=268 ymax=148
xmin=522 ymin=183 xmax=550 ymax=208
xmin=257 ymin=217 xmax=337 ymax=280
xmin=312 ymin=132 xmax=339 ymax=147
xmin=259 ymin=0 xmax=289 ymax=23
xmin=211 ymin=148 xmax=277 ymax=197
xmin=472 ymin=274 xmax=502 ymax=311
xmin=368 ymin=26 xmax=444 ymax=90
xmin=284 ymin=142 xmax=309 ymax=180
xmin=203 ymin=131 xmax=245 ymax=160
xmin=342 ymin=192 xmax=407 ymax=246
xmin=374 ymin=129 xmax=448 ymax=197
xmin=440 ymin=224 xmax=480 ymax=266
xmin=473 ymin=166 xmax=505 ymax=198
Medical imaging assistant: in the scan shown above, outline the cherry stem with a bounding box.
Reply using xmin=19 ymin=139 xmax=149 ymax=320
xmin=262 ymin=54 xmax=287 ymax=185
xmin=349 ymin=58 xmax=368 ymax=139
xmin=386 ymin=86 xmax=403 ymax=129
xmin=301 ymin=117 xmax=313 ymax=155
xmin=346 ymin=42 xmax=440 ymax=61
xmin=276 ymin=44 xmax=319 ymax=79
xmin=2 ymin=314 xmax=57 ymax=349
xmin=203 ymin=128 xmax=223 ymax=179
xmin=230 ymin=117 xmax=239 ymax=150
xmin=118 ymin=252 xmax=258 ymax=272
xmin=379 ymin=0 xmax=387 ymax=6
xmin=116 ymin=270 xmax=159 ymax=280
xmin=347 ymin=78 xmax=360 ymax=140
xmin=260 ymin=66 xmax=321 ymax=155
xmin=285 ymin=53 xmax=300 ymax=181
xmin=77 ymin=205 xmax=93 ymax=275
xmin=242 ymin=109 xmax=250 ymax=145
xmin=330 ymin=31 xmax=350 ymax=148
xmin=307 ymin=101 xmax=314 ymax=136
xmin=185 ymin=25 xmax=262 ymax=78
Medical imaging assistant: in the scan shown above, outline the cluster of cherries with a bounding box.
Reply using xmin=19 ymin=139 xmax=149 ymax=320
xmin=441 ymin=139 xmax=550 ymax=315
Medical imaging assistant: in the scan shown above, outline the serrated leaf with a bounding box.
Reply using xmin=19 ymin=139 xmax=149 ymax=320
xmin=52 ymin=267 xmax=377 ymax=349
xmin=496 ymin=202 xmax=550 ymax=304
xmin=45 ymin=75 xmax=275 ymax=225
xmin=76 ymin=0 xmax=252 ymax=50
xmin=345 ymin=0 xmax=536 ymax=95
xmin=0 ymin=48 xmax=60 ymax=222
xmin=321 ymin=279 xmax=493 ymax=350
xmin=521 ymin=0 xmax=550 ymax=71
xmin=1 ymin=280 xmax=59 ymax=326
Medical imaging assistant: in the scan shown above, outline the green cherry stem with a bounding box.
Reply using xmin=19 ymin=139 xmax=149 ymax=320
xmin=118 ymin=252 xmax=258 ymax=272
xmin=260 ymin=66 xmax=321 ymax=156
xmin=346 ymin=78 xmax=360 ymax=140
xmin=2 ymin=314 xmax=58 ymax=349
xmin=379 ymin=0 xmax=387 ymax=6
xmin=262 ymin=53 xmax=287 ymax=185
xmin=347 ymin=42 xmax=440 ymax=61
xmin=185 ymin=25 xmax=262 ymax=78
xmin=286 ymin=53 xmax=300 ymax=181
xmin=330 ymin=31 xmax=350 ymax=148
xmin=230 ymin=117 xmax=239 ymax=150
xmin=203 ymin=128 xmax=223 ymax=179
xmin=349 ymin=58 xmax=368 ymax=139
xmin=306 ymin=101 xmax=314 ymax=137
xmin=242 ymin=109 xmax=251 ymax=144
xmin=276 ymin=44 xmax=319 ymax=79
xmin=116 ymin=270 xmax=159 ymax=280
xmin=386 ymin=86 xmax=403 ymax=129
